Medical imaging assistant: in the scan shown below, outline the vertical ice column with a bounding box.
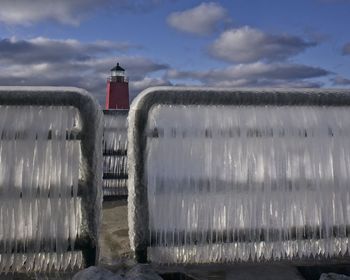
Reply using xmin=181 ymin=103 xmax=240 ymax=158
xmin=145 ymin=105 xmax=350 ymax=263
xmin=0 ymin=106 xmax=83 ymax=272
xmin=0 ymin=86 xmax=103 ymax=274
xmin=103 ymin=110 xmax=128 ymax=196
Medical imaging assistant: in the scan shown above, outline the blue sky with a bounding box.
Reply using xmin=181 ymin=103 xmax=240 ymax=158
xmin=0 ymin=0 xmax=349 ymax=105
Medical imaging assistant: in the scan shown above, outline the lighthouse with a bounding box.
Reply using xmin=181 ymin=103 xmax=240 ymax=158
xmin=105 ymin=62 xmax=129 ymax=109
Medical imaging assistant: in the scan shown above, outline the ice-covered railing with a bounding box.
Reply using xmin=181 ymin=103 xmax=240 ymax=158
xmin=103 ymin=110 xmax=128 ymax=196
xmin=128 ymin=87 xmax=350 ymax=264
xmin=0 ymin=87 xmax=102 ymax=275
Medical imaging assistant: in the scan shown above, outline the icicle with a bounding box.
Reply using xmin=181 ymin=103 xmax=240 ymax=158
xmin=102 ymin=113 xmax=128 ymax=196
xmin=0 ymin=106 xmax=83 ymax=273
xmin=145 ymin=105 xmax=350 ymax=263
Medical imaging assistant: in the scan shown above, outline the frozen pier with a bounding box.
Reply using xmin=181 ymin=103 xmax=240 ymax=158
xmin=128 ymin=87 xmax=350 ymax=264
xmin=0 ymin=87 xmax=102 ymax=275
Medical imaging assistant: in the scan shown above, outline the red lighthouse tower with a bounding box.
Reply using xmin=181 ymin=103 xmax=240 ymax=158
xmin=105 ymin=62 xmax=129 ymax=109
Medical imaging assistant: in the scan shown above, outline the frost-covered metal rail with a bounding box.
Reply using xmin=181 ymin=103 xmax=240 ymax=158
xmin=128 ymin=86 xmax=350 ymax=264
xmin=0 ymin=87 xmax=103 ymax=275
xmin=103 ymin=110 xmax=128 ymax=197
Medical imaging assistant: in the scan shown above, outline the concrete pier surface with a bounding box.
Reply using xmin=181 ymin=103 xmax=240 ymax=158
xmin=100 ymin=199 xmax=132 ymax=265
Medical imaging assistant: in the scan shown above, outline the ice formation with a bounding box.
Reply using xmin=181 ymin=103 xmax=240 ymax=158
xmin=0 ymin=105 xmax=83 ymax=273
xmin=103 ymin=112 xmax=128 ymax=196
xmin=145 ymin=105 xmax=350 ymax=263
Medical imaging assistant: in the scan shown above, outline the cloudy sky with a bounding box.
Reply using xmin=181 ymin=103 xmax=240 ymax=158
xmin=0 ymin=0 xmax=349 ymax=105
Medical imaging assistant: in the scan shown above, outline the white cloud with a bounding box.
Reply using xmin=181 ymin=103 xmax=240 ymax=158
xmin=166 ymin=62 xmax=329 ymax=87
xmin=331 ymin=75 xmax=350 ymax=85
xmin=0 ymin=0 xmax=97 ymax=25
xmin=130 ymin=77 xmax=172 ymax=97
xmin=0 ymin=37 xmax=138 ymax=65
xmin=167 ymin=2 xmax=227 ymax=35
xmin=210 ymin=26 xmax=316 ymax=63
xmin=0 ymin=0 xmax=165 ymax=25
xmin=0 ymin=37 xmax=170 ymax=104
xmin=342 ymin=42 xmax=350 ymax=55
